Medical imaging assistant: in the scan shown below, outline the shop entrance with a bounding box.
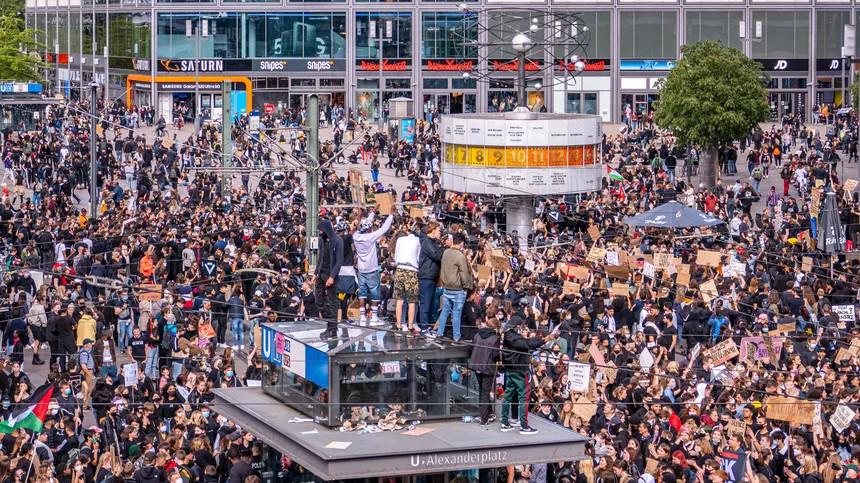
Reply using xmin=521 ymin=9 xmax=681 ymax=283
xmin=768 ymin=92 xmax=807 ymax=122
xmin=621 ymin=93 xmax=658 ymax=120
xmin=288 ymin=93 xmax=345 ymax=110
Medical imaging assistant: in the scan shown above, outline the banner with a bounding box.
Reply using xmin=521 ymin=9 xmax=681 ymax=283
xmin=739 ymin=337 xmax=784 ymax=364
xmin=720 ymin=450 xmax=747 ymax=483
xmin=831 ymin=405 xmax=856 ymax=433
xmin=833 ymin=305 xmax=856 ymax=322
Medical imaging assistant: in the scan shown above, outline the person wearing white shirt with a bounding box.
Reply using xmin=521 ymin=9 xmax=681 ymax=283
xmin=393 ymin=230 xmax=421 ymax=334
xmin=353 ymin=211 xmax=394 ymax=324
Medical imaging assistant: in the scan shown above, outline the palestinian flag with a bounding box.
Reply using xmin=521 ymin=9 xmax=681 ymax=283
xmin=0 ymin=384 xmax=54 ymax=434
xmin=606 ymin=165 xmax=625 ymax=182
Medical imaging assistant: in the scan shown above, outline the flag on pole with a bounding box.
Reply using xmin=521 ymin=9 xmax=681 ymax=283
xmin=0 ymin=384 xmax=55 ymax=434
xmin=606 ymin=165 xmax=625 ymax=182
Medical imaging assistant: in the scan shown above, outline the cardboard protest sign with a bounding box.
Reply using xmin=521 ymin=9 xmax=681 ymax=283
xmin=409 ymin=207 xmax=427 ymax=219
xmin=587 ymin=224 xmax=601 ymax=242
xmin=139 ymin=284 xmax=163 ymax=302
xmin=831 ymin=405 xmax=856 ymax=433
xmin=589 ymin=344 xmax=606 ymax=366
xmin=700 ymin=279 xmax=719 ymax=303
xmin=833 ymin=305 xmax=857 ymax=322
xmin=726 ymin=419 xmax=746 ymax=439
xmin=645 ymin=459 xmax=659 ymax=476
xmin=375 ymin=192 xmax=394 ymax=215
xmin=739 ymin=337 xmax=784 ymax=364
xmin=563 ymin=281 xmax=580 ymax=295
xmin=766 ymin=396 xmax=815 ymax=425
xmin=198 ymin=321 xmax=217 ymax=339
xmin=605 ymin=265 xmax=630 ymax=280
xmin=610 ymin=283 xmax=629 ymax=298
xmin=802 ymin=257 xmax=813 ymax=273
xmin=810 ymin=188 xmax=822 ymax=217
xmin=772 ymin=321 xmax=796 ymax=336
xmin=567 ymin=363 xmax=591 ymax=392
xmin=569 ymin=265 xmax=591 ymax=281
xmin=702 ymin=338 xmax=739 ymax=366
xmin=490 ymin=255 xmax=512 ymax=273
xmin=654 ymin=253 xmax=673 ymax=271
xmin=696 ymin=250 xmax=722 ymax=267
xmin=676 ymin=271 xmax=692 ymax=287
xmin=477 ymin=265 xmax=493 ymax=284
xmin=571 ymin=395 xmax=597 ymax=422
xmin=587 ymin=246 xmax=607 ymax=264
xmin=604 ymin=361 xmax=618 ymax=383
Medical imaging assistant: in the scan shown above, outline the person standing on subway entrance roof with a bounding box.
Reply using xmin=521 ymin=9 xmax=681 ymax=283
xmin=352 ymin=210 xmax=394 ymax=326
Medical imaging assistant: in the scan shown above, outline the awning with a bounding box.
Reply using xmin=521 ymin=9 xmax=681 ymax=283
xmin=213 ymin=388 xmax=588 ymax=480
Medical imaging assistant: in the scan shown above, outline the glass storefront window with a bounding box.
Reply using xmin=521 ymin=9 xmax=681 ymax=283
xmin=356 ymin=13 xmax=412 ymax=58
xmin=452 ymin=78 xmax=476 ymax=89
xmin=82 ymin=13 xmax=92 ymax=55
xmin=751 ymin=11 xmax=809 ymax=59
xmin=816 ymin=11 xmax=850 ymax=58
xmin=109 ymin=13 xmax=151 ymax=59
xmin=620 ymin=11 xmax=677 ymax=59
xmin=157 ymin=12 xmax=346 ymax=59
xmin=356 ymin=91 xmax=378 ymax=119
xmin=552 ymin=12 xmax=610 ymax=61
xmin=386 ymin=78 xmax=410 ymax=89
xmin=423 ymin=78 xmax=448 ymax=89
xmin=488 ymin=92 xmax=519 ymax=112
xmin=487 ymin=11 xmax=543 ymax=60
xmin=421 ymin=12 xmax=476 ymax=59
xmin=685 ymin=11 xmax=742 ymax=51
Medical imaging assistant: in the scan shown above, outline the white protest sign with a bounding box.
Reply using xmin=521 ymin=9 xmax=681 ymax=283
xmin=524 ymin=259 xmax=536 ymax=272
xmin=639 ymin=348 xmax=655 ymax=369
xmin=643 ymin=262 xmax=656 ymax=280
xmin=833 ymin=305 xmax=857 ymax=322
xmin=122 ymin=362 xmax=139 ymax=387
xmin=831 ymin=405 xmax=856 ymax=433
xmin=605 ymin=252 xmax=620 ymax=266
xmin=567 ymin=362 xmax=591 ymax=393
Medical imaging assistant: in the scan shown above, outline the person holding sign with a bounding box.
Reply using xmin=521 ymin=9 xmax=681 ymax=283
xmin=500 ymin=315 xmax=554 ymax=435
xmin=352 ymin=211 xmax=395 ymax=326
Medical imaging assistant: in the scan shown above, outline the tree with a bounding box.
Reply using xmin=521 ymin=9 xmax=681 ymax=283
xmin=0 ymin=15 xmax=44 ymax=81
xmin=653 ymin=40 xmax=769 ymax=188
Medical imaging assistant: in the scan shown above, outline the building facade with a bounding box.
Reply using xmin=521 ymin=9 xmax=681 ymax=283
xmin=24 ymin=0 xmax=858 ymax=124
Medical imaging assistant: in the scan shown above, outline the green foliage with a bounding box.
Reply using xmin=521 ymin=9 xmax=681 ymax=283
xmin=0 ymin=15 xmax=44 ymax=81
xmin=653 ymin=41 xmax=769 ymax=149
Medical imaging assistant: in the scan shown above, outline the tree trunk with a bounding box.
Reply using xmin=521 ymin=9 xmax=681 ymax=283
xmin=700 ymin=146 xmax=719 ymax=189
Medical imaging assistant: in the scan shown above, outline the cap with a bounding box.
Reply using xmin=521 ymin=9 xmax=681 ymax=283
xmin=82 ymin=338 xmax=93 ymax=345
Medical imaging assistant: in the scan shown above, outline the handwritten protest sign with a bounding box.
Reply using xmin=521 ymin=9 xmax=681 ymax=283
xmin=139 ymin=284 xmax=163 ymax=302
xmin=700 ymin=279 xmax=719 ymax=303
xmin=767 ymin=396 xmax=815 ymax=425
xmin=587 ymin=246 xmax=607 ymax=264
xmin=587 ymin=224 xmax=601 ymax=242
xmin=802 ymin=256 xmax=813 ymax=272
xmin=376 ymin=192 xmax=394 ymax=215
xmin=567 ymin=363 xmax=591 ymax=392
xmin=642 ymin=262 xmax=656 ymax=279
xmin=696 ymin=250 xmax=722 ymax=267
xmin=739 ymin=337 xmax=784 ymax=364
xmin=654 ymin=253 xmax=673 ymax=271
xmin=833 ymin=305 xmax=857 ymax=322
xmin=726 ymin=419 xmax=746 ymax=439
xmin=605 ymin=252 xmax=620 ymax=266
xmin=831 ymin=405 xmax=856 ymax=433
xmin=563 ymin=281 xmax=580 ymax=295
xmin=604 ymin=361 xmax=618 ymax=383
xmin=610 ymin=283 xmax=629 ymax=298
xmin=476 ymin=265 xmax=493 ymax=284
xmin=702 ymin=338 xmax=739 ymax=366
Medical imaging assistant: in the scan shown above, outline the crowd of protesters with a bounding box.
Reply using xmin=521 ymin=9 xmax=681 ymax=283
xmin=0 ymin=91 xmax=859 ymax=483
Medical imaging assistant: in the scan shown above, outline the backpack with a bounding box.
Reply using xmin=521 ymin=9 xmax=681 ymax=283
xmin=161 ymin=324 xmax=177 ymax=351
xmin=753 ymin=167 xmax=763 ymax=181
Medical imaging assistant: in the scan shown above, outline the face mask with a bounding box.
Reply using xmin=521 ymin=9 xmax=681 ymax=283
xmin=225 ymin=371 xmax=234 ymax=378
xmin=51 ymin=409 xmax=58 ymax=416
xmin=1 ymin=402 xmax=8 ymax=409
xmin=64 ymin=388 xmax=71 ymax=396
xmin=159 ymin=425 xmax=167 ymax=433
xmin=202 ymin=411 xmax=210 ymax=418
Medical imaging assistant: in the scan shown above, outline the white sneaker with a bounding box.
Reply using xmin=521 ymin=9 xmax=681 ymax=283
xmin=41 ymin=343 xmax=48 ymax=350
xmin=231 ymin=344 xmax=238 ymax=350
xmin=370 ymin=315 xmax=380 ymax=325
xmin=359 ymin=315 xmax=367 ymax=325
xmin=240 ymin=344 xmax=245 ymax=350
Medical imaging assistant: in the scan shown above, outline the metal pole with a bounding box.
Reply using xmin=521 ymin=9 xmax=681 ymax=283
xmin=306 ymin=94 xmax=320 ymax=271
xmin=517 ymin=51 xmax=526 ymax=109
xmin=843 ymin=57 xmax=846 ymax=109
xmin=378 ymin=36 xmax=383 ymax=134
xmin=563 ymin=60 xmax=568 ymax=113
xmin=89 ymin=81 xmax=98 ymax=219
xmin=221 ymin=80 xmax=231 ymax=199
xmin=195 ymin=18 xmax=200 ymax=126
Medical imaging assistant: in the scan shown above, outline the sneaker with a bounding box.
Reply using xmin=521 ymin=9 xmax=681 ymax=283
xmin=519 ymin=426 xmax=539 ymax=435
xmin=500 ymin=423 xmax=515 ymax=432
xmin=231 ymin=344 xmax=239 ymax=350
xmin=480 ymin=419 xmax=490 ymax=427
xmin=510 ymin=420 xmax=521 ymax=427
xmin=239 ymin=344 xmax=245 ymax=350
xmin=369 ymin=315 xmax=380 ymax=325
xmin=359 ymin=315 xmax=367 ymax=325
xmin=487 ymin=414 xmax=497 ymax=423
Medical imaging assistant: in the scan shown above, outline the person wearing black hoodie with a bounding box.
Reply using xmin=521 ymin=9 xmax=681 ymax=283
xmin=417 ymin=222 xmax=444 ymax=332
xmin=133 ymin=452 xmax=166 ymax=482
xmin=500 ymin=315 xmax=552 ymax=435
xmin=469 ymin=318 xmax=500 ymax=425
xmin=316 ymin=219 xmax=343 ymax=339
